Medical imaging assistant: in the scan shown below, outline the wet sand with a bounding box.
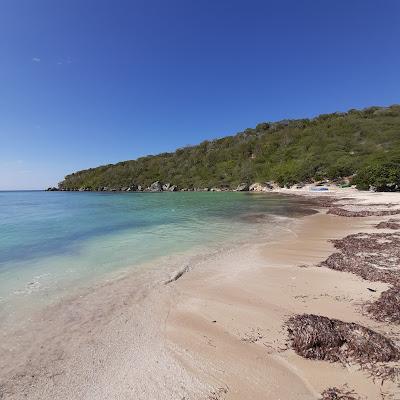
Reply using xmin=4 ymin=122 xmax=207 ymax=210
xmin=1 ymin=189 xmax=400 ymax=399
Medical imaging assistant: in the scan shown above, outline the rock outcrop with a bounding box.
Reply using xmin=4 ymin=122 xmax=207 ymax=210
xmin=236 ymin=183 xmax=249 ymax=191
xmin=248 ymin=182 xmax=276 ymax=192
xmin=249 ymin=183 xmax=267 ymax=192
xmin=148 ymin=181 xmax=163 ymax=192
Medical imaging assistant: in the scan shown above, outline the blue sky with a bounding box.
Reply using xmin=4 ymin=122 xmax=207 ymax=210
xmin=1 ymin=0 xmax=399 ymax=189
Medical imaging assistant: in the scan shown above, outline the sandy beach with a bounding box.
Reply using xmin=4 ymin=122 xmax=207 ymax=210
xmin=1 ymin=188 xmax=400 ymax=399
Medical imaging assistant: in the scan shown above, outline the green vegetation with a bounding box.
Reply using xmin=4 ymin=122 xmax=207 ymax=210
xmin=59 ymin=105 xmax=400 ymax=191
xmin=353 ymin=162 xmax=400 ymax=191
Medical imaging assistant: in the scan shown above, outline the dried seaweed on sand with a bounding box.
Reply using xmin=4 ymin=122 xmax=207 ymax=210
xmin=320 ymin=233 xmax=400 ymax=286
xmin=319 ymin=232 xmax=400 ymax=325
xmin=376 ymin=219 xmax=400 ymax=230
xmin=308 ymin=197 xmax=339 ymax=208
xmin=327 ymin=208 xmax=400 ymax=217
xmin=320 ymin=386 xmax=359 ymax=400
xmin=366 ymin=286 xmax=400 ymax=324
xmin=286 ymin=314 xmax=400 ymax=367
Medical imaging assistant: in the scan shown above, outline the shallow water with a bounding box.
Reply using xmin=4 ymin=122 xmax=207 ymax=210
xmin=0 ymin=191 xmax=314 ymax=327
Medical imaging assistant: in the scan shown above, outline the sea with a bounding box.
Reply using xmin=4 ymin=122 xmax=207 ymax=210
xmin=0 ymin=190 xmax=314 ymax=329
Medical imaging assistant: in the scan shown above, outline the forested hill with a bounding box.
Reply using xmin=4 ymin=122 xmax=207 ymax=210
xmin=58 ymin=105 xmax=400 ymax=192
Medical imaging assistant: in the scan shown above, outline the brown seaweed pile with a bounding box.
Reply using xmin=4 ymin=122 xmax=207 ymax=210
xmin=366 ymin=286 xmax=400 ymax=324
xmin=320 ymin=232 xmax=400 ymax=286
xmin=320 ymin=387 xmax=359 ymax=400
xmin=327 ymin=208 xmax=400 ymax=217
xmin=376 ymin=219 xmax=400 ymax=230
xmin=286 ymin=314 xmax=400 ymax=366
xmin=308 ymin=196 xmax=339 ymax=208
xmin=319 ymin=232 xmax=400 ymax=324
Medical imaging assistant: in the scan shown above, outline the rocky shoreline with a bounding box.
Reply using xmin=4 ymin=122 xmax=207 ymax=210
xmin=46 ymin=180 xmax=270 ymax=192
xmin=46 ymin=180 xmax=319 ymax=193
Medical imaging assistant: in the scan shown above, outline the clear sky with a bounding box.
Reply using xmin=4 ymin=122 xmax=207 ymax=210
xmin=1 ymin=0 xmax=399 ymax=189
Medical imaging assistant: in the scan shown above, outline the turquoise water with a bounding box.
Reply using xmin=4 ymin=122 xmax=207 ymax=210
xmin=0 ymin=191 xmax=313 ymax=325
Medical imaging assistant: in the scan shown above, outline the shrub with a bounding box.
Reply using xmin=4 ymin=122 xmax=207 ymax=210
xmin=353 ymin=162 xmax=400 ymax=191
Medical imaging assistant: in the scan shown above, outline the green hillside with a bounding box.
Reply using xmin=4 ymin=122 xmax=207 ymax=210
xmin=59 ymin=105 xmax=400 ymax=192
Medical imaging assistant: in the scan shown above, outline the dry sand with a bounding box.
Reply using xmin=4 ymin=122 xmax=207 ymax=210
xmin=1 ymin=187 xmax=400 ymax=399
